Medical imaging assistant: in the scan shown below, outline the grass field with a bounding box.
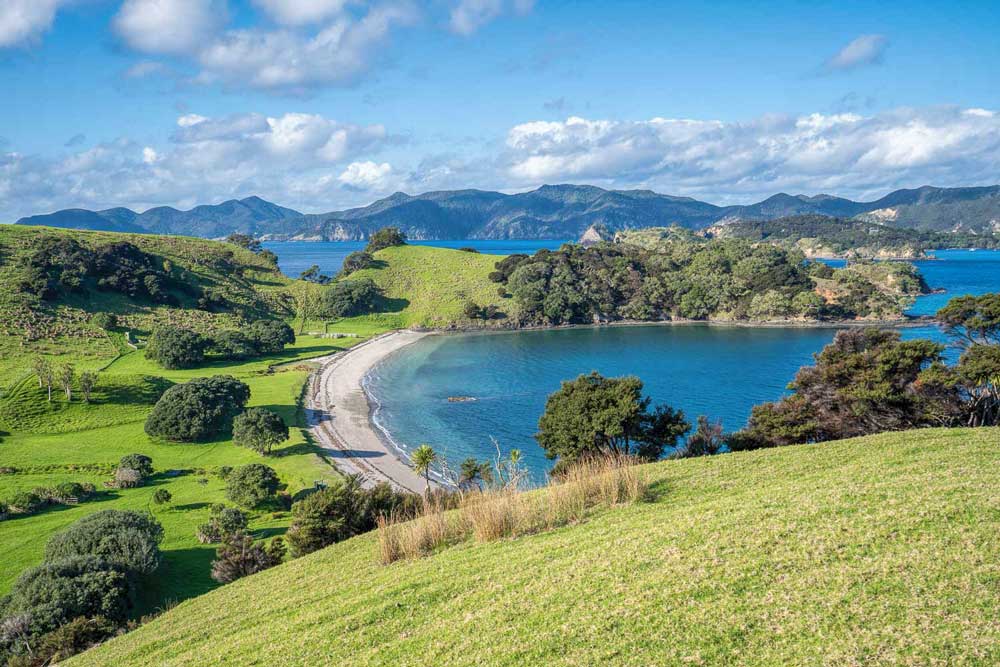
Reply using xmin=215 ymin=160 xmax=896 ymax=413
xmin=67 ymin=427 xmax=1000 ymax=666
xmin=343 ymin=245 xmax=518 ymax=329
xmin=0 ymin=323 xmax=385 ymax=613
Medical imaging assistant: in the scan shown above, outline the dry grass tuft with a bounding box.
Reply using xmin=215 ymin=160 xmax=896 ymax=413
xmin=376 ymin=456 xmax=648 ymax=564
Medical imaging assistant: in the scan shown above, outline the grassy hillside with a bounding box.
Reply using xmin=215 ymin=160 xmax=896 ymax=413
xmin=70 ymin=427 xmax=1000 ymax=666
xmin=342 ymin=245 xmax=518 ymax=329
xmin=0 ymin=224 xmax=292 ymax=389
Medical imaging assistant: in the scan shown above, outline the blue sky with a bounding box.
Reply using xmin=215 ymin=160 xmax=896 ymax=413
xmin=2 ymin=0 xmax=999 ymax=219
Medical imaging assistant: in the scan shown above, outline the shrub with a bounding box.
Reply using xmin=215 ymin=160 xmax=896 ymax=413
xmin=462 ymin=301 xmax=482 ymax=319
xmin=365 ymin=227 xmax=407 ymax=253
xmin=53 ymin=482 xmax=87 ymax=502
xmin=321 ymin=279 xmax=380 ymax=318
xmin=144 ymin=326 xmax=210 ymax=369
xmin=245 ymin=320 xmax=295 ymax=354
xmin=458 ymin=247 xmax=479 ymax=253
xmin=144 ymin=375 xmax=250 ymax=442
xmin=211 ymin=330 xmax=257 ymax=360
xmin=7 ymin=491 xmax=43 ymax=514
xmin=285 ymin=477 xmax=413 ymax=557
xmin=2 ymin=556 xmax=130 ymax=636
xmin=152 ymin=489 xmax=172 ymax=506
xmin=196 ymin=507 xmax=248 ymax=543
xmin=45 ymin=510 xmax=164 ymax=576
xmin=89 ymin=312 xmax=117 ymax=330
xmin=233 ymin=408 xmax=289 ymax=455
xmin=210 ymin=532 xmax=281 ymax=584
xmin=226 ymin=464 xmax=280 ymax=508
xmin=28 ymin=615 xmax=120 ymax=666
xmin=340 ymin=251 xmax=374 ymax=275
xmin=118 ymin=454 xmax=153 ymax=478
xmin=114 ymin=468 xmax=143 ymax=489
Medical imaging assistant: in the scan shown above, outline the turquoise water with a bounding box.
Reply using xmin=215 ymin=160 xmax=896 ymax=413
xmin=367 ymin=249 xmax=1000 ymax=480
xmin=264 ymin=239 xmax=570 ymax=278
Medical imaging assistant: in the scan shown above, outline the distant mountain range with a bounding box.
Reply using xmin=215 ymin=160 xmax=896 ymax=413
xmin=13 ymin=184 xmax=1000 ymax=240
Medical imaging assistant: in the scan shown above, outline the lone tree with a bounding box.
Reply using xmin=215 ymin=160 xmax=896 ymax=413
xmin=535 ymin=372 xmax=690 ymax=465
xmin=144 ymin=375 xmax=251 ymax=442
xmin=145 ymin=326 xmax=211 ymax=369
xmin=340 ymin=251 xmax=374 ymax=275
xmin=152 ymin=489 xmax=172 ymax=506
xmin=226 ymin=463 xmax=280 ymax=508
xmin=118 ymin=453 xmax=154 ymax=479
xmin=365 ymin=227 xmax=407 ymax=253
xmin=411 ymin=445 xmax=437 ymax=499
xmin=58 ymin=363 xmax=75 ymax=401
xmin=321 ymin=279 xmax=380 ymax=318
xmin=233 ymin=408 xmax=289 ymax=455
xmin=245 ymin=319 xmax=296 ymax=354
xmin=79 ymin=370 xmax=98 ymax=403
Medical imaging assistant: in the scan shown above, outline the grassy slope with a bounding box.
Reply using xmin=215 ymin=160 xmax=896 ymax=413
xmin=0 ymin=226 xmax=398 ymax=610
xmin=71 ymin=427 xmax=1000 ymax=666
xmin=342 ymin=245 xmax=517 ymax=329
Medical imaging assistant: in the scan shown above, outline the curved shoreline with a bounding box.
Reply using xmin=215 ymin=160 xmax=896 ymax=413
xmin=305 ymin=330 xmax=438 ymax=493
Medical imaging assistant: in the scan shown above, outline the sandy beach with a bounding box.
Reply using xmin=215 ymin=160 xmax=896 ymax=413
xmin=305 ymin=330 xmax=437 ymax=494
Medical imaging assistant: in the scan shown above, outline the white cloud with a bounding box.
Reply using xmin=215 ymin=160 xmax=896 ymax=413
xmin=114 ymin=0 xmax=227 ymax=55
xmin=338 ymin=160 xmax=392 ymax=189
xmin=449 ymin=0 xmax=534 ymax=35
xmin=825 ymin=34 xmax=888 ymax=72
xmin=503 ymin=107 xmax=1000 ymax=201
xmin=195 ymin=2 xmax=417 ymax=92
xmin=253 ymin=0 xmax=352 ymax=25
xmin=0 ymin=0 xmax=66 ymax=47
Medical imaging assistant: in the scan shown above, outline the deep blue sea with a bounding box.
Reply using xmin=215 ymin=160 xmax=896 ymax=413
xmin=361 ymin=248 xmax=1000 ymax=480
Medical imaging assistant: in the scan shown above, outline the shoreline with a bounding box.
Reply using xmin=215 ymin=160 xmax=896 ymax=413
xmin=305 ymin=330 xmax=438 ymax=494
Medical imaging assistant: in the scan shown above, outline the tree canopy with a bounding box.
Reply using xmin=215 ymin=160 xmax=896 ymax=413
xmin=233 ymin=408 xmax=289 ymax=455
xmin=144 ymin=375 xmax=250 ymax=442
xmin=365 ymin=227 xmax=407 ymax=253
xmin=535 ymin=372 xmax=690 ymax=464
xmin=321 ymin=279 xmax=380 ymax=318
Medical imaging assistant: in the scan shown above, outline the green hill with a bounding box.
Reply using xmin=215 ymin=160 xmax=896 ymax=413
xmin=343 ymin=245 xmax=519 ymax=329
xmin=69 ymin=427 xmax=1000 ymax=666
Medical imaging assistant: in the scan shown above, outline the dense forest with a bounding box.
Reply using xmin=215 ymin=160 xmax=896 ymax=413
xmin=491 ymin=239 xmax=927 ymax=325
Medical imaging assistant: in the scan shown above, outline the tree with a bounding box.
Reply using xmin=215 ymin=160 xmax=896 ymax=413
xmin=56 ymin=364 xmax=75 ymax=401
xmin=288 ymin=281 xmax=322 ymax=334
xmin=118 ymin=454 xmax=153 ymax=479
xmin=79 ymin=371 xmax=97 ymax=403
xmin=458 ymin=458 xmax=493 ymax=491
xmin=1 ymin=556 xmax=130 ymax=637
xmin=674 ymin=416 xmax=725 ymax=458
xmin=535 ymin=372 xmax=690 ymax=465
xmin=321 ymin=279 xmax=380 ymax=318
xmin=937 ymin=293 xmax=1000 ymax=348
xmin=299 ymin=264 xmax=332 ymax=285
xmin=33 ymin=358 xmax=54 ymax=401
xmin=114 ymin=467 xmax=143 ymax=489
xmin=145 ymin=326 xmax=210 ymax=370
xmin=736 ymin=328 xmax=963 ymax=449
xmin=365 ymin=227 xmax=407 ymax=253
xmin=211 ymin=330 xmax=257 ymax=360
xmin=462 ymin=301 xmax=482 ymax=320
xmin=152 ymin=489 xmax=172 ymax=506
xmin=285 ymin=476 xmax=368 ymax=557
xmin=245 ymin=319 xmax=295 ymax=354
xmin=340 ymin=251 xmax=374 ymax=275
xmin=90 ymin=312 xmax=117 ymax=331
xmin=210 ymin=532 xmax=281 ymax=584
xmin=44 ymin=510 xmax=164 ymax=576
xmin=196 ymin=506 xmax=248 ymax=543
xmin=144 ymin=375 xmax=250 ymax=442
xmin=411 ymin=445 xmax=437 ymax=499
xmin=233 ymin=408 xmax=289 ymax=455
xmin=226 ymin=233 xmax=261 ymax=253
xmin=226 ymin=464 xmax=280 ymax=508
xmin=955 ymin=344 xmax=1000 ymax=426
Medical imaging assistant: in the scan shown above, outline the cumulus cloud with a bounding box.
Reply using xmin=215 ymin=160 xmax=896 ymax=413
xmin=503 ymin=107 xmax=1000 ymax=201
xmin=0 ymin=111 xmax=398 ymax=220
xmin=824 ymin=34 xmax=888 ymax=72
xmin=449 ymin=0 xmax=534 ymax=35
xmin=114 ymin=0 xmax=227 ymax=55
xmin=253 ymin=0 xmax=352 ymax=25
xmin=0 ymin=0 xmax=66 ymax=47
xmin=338 ymin=160 xmax=392 ymax=189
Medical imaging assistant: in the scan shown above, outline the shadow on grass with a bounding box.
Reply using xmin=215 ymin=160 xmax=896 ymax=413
xmin=135 ymin=546 xmax=218 ymax=617
xmin=172 ymin=501 xmax=211 ymax=511
xmin=253 ymin=526 xmax=288 ymax=540
xmin=645 ymin=478 xmax=670 ymax=502
xmin=374 ymin=295 xmax=409 ymax=315
xmin=97 ymin=376 xmax=174 ymax=406
xmin=2 ymin=492 xmax=120 ymax=522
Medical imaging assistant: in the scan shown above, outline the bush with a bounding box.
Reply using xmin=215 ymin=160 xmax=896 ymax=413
xmin=2 ymin=556 xmax=130 ymax=636
xmin=53 ymin=482 xmax=87 ymax=502
xmin=152 ymin=489 xmax=172 ymax=506
xmin=462 ymin=301 xmax=482 ymax=319
xmin=365 ymin=227 xmax=407 ymax=253
xmin=196 ymin=506 xmax=248 ymax=543
xmin=118 ymin=454 xmax=153 ymax=479
xmin=144 ymin=375 xmax=250 ymax=442
xmin=211 ymin=330 xmax=257 ymax=360
xmin=144 ymin=326 xmax=210 ymax=369
xmin=7 ymin=491 xmax=43 ymax=514
xmin=226 ymin=464 xmax=280 ymax=508
xmin=89 ymin=312 xmax=117 ymax=330
xmin=26 ymin=615 xmax=120 ymax=666
xmin=245 ymin=319 xmax=295 ymax=354
xmin=44 ymin=510 xmax=164 ymax=576
xmin=114 ymin=468 xmax=143 ymax=489
xmin=286 ymin=477 xmax=414 ymax=557
xmin=340 ymin=251 xmax=374 ymax=275
xmin=321 ymin=279 xmax=380 ymax=318
xmin=210 ymin=532 xmax=281 ymax=584
xmin=458 ymin=247 xmax=479 ymax=253
xmin=233 ymin=408 xmax=289 ymax=455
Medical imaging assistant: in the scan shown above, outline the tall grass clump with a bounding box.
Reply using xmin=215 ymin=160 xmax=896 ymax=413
xmin=376 ymin=456 xmax=648 ymax=565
